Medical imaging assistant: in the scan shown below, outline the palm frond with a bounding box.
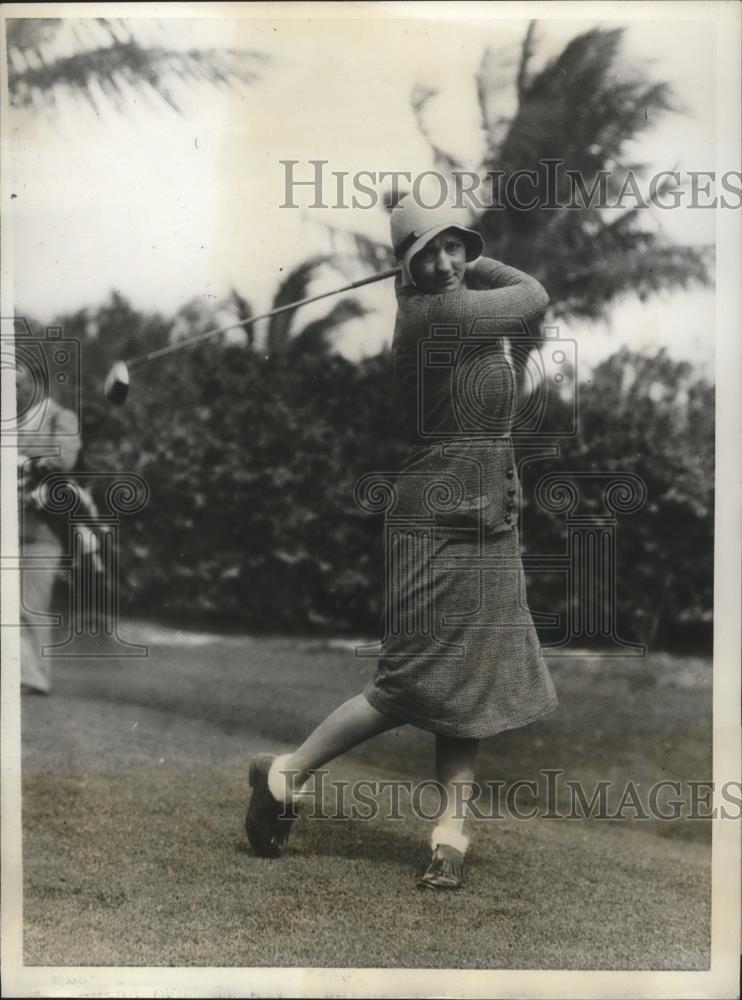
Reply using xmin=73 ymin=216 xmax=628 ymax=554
xmin=515 ymin=20 xmax=536 ymax=104
xmin=319 ymin=221 xmax=395 ymax=271
xmin=351 ymin=231 xmax=395 ymax=270
xmin=227 ymin=289 xmax=255 ymax=347
xmin=288 ymin=299 xmax=372 ymax=358
xmin=460 ymin=25 xmax=706 ymax=318
xmin=265 ymin=255 xmax=335 ymax=356
xmin=548 ymin=240 xmax=711 ymax=321
xmin=6 ymin=17 xmax=269 ymax=114
xmin=498 ymin=28 xmax=676 ymax=175
xmin=476 ymin=45 xmax=518 ymax=164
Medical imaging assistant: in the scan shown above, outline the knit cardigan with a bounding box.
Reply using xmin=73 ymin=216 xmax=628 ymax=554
xmin=387 ymin=258 xmax=549 ymax=538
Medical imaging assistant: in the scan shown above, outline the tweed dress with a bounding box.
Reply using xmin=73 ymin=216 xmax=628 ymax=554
xmin=363 ymin=258 xmax=558 ymax=738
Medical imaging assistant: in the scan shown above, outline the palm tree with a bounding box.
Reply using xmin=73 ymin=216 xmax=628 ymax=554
xmin=5 ymin=17 xmax=267 ymax=115
xmin=411 ymin=23 xmax=710 ymax=321
xmin=307 ymin=24 xmax=709 ymax=327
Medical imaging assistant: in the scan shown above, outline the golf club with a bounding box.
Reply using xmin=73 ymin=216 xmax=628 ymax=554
xmin=103 ymin=265 xmax=400 ymax=405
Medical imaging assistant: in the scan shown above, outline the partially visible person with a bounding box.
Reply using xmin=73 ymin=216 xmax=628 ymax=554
xmin=16 ymin=363 xmax=81 ymax=694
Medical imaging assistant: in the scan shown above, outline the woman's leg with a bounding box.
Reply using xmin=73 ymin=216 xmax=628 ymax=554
xmin=435 ymin=734 xmax=480 ymax=836
xmin=273 ymin=693 xmax=402 ymax=796
xmin=247 ymin=694 xmax=401 ymax=854
xmin=20 ymin=533 xmax=63 ymax=695
xmin=416 ymin=735 xmax=479 ymax=889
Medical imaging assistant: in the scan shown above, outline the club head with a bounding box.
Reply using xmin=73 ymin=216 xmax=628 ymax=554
xmin=104 ymin=361 xmax=130 ymax=406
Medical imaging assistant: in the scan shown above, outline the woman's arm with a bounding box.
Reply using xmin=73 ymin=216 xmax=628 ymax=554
xmin=401 ymin=257 xmax=549 ymax=330
xmin=465 ymin=257 xmax=542 ymax=291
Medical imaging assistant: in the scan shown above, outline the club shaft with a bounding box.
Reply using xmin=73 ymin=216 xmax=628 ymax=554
xmin=127 ymin=266 xmax=400 ymax=369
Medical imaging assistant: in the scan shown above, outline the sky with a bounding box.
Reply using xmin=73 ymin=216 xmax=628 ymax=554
xmin=6 ymin=7 xmax=719 ymax=376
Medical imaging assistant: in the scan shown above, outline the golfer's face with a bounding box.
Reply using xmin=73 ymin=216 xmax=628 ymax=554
xmin=410 ymin=229 xmax=467 ymax=294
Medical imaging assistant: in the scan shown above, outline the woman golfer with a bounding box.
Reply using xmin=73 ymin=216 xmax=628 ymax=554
xmin=246 ymin=194 xmax=557 ymax=890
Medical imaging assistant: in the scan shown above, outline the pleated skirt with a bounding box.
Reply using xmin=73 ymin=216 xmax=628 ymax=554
xmin=364 ymin=526 xmax=557 ymax=739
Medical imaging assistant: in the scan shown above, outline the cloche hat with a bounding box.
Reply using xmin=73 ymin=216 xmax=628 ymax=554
xmin=389 ymin=193 xmax=484 ymax=286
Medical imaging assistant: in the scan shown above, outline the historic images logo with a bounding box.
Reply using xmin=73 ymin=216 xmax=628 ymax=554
xmin=279 ymin=159 xmax=742 ymax=211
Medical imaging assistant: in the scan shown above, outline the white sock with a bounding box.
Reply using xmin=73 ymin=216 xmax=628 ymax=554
xmin=267 ymin=754 xmax=309 ymax=804
xmin=431 ymin=824 xmax=469 ymax=855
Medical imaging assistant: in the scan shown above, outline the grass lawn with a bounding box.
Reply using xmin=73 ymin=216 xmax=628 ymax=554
xmin=21 ymin=622 xmax=711 ymax=969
